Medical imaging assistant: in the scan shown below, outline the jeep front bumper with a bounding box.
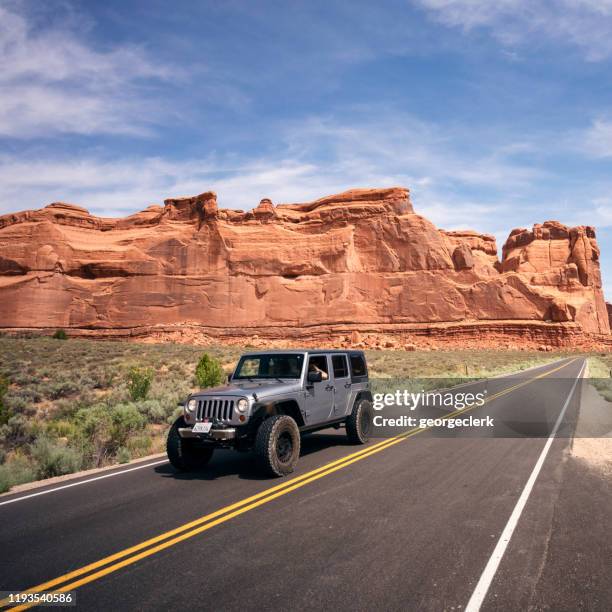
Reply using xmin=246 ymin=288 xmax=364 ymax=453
xmin=178 ymin=427 xmax=236 ymax=441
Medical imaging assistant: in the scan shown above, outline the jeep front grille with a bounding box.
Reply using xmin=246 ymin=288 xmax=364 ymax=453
xmin=197 ymin=399 xmax=235 ymax=422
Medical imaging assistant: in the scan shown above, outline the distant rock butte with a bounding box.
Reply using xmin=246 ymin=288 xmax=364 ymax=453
xmin=0 ymin=187 xmax=609 ymax=349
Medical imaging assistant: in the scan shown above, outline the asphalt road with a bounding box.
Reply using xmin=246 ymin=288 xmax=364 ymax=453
xmin=1 ymin=357 xmax=608 ymax=611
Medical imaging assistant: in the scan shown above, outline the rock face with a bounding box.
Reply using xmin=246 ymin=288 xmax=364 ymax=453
xmin=0 ymin=187 xmax=609 ymax=348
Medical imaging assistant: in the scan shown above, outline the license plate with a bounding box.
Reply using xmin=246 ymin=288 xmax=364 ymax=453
xmin=192 ymin=422 xmax=212 ymax=434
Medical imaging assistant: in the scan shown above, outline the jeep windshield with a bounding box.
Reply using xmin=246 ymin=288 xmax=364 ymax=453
xmin=233 ymin=354 xmax=304 ymax=380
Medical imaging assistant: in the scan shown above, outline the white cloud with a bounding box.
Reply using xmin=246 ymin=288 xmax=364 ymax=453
xmin=582 ymin=119 xmax=612 ymax=157
xmin=0 ymin=4 xmax=176 ymax=138
xmin=415 ymin=0 xmax=612 ymax=60
xmin=0 ymin=112 xmax=539 ymax=237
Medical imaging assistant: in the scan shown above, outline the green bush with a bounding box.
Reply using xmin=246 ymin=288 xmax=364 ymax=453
xmin=117 ymin=447 xmax=131 ymax=464
xmin=75 ymin=404 xmax=113 ymax=467
xmin=195 ymin=353 xmax=223 ymax=388
xmin=0 ymin=455 xmax=37 ymax=493
xmin=73 ymin=403 xmax=145 ymax=466
xmin=135 ymin=399 xmax=167 ymax=423
xmin=92 ymin=367 xmax=115 ymax=389
xmin=126 ymin=367 xmax=154 ymax=401
xmin=46 ymin=419 xmax=79 ymax=440
xmin=126 ymin=435 xmax=152 ymax=457
xmin=3 ymin=414 xmax=32 ymax=446
xmin=110 ymin=403 xmax=146 ymax=448
xmin=52 ymin=329 xmax=68 ymax=340
xmin=168 ymin=406 xmax=183 ymax=424
xmin=31 ymin=437 xmax=83 ymax=479
xmin=0 ymin=374 xmax=8 ymax=425
xmin=50 ymin=379 xmax=79 ymax=400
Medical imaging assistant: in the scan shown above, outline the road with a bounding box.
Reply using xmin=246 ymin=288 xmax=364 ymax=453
xmin=1 ymin=357 xmax=609 ymax=611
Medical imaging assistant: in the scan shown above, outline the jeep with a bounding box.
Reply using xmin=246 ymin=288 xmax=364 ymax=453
xmin=167 ymin=350 xmax=374 ymax=476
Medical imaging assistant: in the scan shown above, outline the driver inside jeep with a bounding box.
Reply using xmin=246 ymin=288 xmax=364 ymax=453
xmin=308 ymin=361 xmax=329 ymax=380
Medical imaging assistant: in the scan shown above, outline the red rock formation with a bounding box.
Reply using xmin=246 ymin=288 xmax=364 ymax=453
xmin=0 ymin=187 xmax=609 ymax=348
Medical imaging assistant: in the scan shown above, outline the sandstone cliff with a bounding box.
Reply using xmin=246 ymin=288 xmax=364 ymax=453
xmin=0 ymin=187 xmax=608 ymax=348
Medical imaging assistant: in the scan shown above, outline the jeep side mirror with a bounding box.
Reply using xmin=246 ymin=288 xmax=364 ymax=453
xmin=307 ymin=371 xmax=323 ymax=383
xmin=226 ymin=373 xmax=232 ymax=383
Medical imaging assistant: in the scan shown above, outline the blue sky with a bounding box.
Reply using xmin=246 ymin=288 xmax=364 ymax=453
xmin=1 ymin=0 xmax=611 ymax=296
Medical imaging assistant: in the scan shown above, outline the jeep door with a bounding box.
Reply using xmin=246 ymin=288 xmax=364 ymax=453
xmin=303 ymin=354 xmax=334 ymax=423
xmin=331 ymin=354 xmax=351 ymax=416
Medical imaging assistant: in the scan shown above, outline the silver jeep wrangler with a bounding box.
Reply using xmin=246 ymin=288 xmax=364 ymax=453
xmin=167 ymin=350 xmax=374 ymax=476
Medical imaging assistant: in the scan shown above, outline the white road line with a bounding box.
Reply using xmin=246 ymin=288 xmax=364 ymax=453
xmin=464 ymin=359 xmax=586 ymax=612
xmin=0 ymin=459 xmax=169 ymax=507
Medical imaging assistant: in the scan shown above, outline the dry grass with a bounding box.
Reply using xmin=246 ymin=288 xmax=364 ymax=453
xmin=365 ymin=348 xmax=563 ymax=379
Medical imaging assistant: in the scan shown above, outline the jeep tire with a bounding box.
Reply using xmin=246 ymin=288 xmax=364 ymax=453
xmin=346 ymin=398 xmax=373 ymax=444
xmin=167 ymin=417 xmax=214 ymax=471
xmin=255 ymin=414 xmax=301 ymax=477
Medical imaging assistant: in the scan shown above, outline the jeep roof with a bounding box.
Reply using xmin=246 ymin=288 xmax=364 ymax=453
xmin=240 ymin=349 xmax=366 ymax=355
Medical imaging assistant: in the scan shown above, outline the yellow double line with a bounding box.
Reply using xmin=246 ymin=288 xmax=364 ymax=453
xmin=2 ymin=358 xmax=577 ymax=610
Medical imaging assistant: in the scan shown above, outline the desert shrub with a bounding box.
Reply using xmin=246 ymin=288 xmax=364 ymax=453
xmin=52 ymin=329 xmax=68 ymax=340
xmin=78 ymin=375 xmax=96 ymax=389
xmin=0 ymin=455 xmax=37 ymax=493
xmin=110 ymin=403 xmax=146 ymax=448
xmin=126 ymin=434 xmax=152 ymax=457
xmin=117 ymin=447 xmax=131 ymax=464
xmin=11 ymin=387 xmax=43 ymax=404
xmin=168 ymin=406 xmax=183 ymax=424
xmin=195 ymin=353 xmax=223 ymax=388
xmin=169 ymin=362 xmax=186 ymax=374
xmin=4 ymin=393 xmax=36 ymax=416
xmin=46 ymin=419 xmax=79 ymax=440
xmin=75 ymin=404 xmax=113 ymax=466
xmin=3 ymin=414 xmax=32 ymax=446
xmin=91 ymin=367 xmax=115 ymax=389
xmin=0 ymin=374 xmax=9 ymax=425
xmin=12 ymin=372 xmax=37 ymax=386
xmin=74 ymin=403 xmax=147 ymax=467
xmin=135 ymin=399 xmax=167 ymax=423
xmin=591 ymin=379 xmax=612 ymax=402
xmin=53 ymin=398 xmax=82 ymax=420
xmin=31 ymin=437 xmax=83 ymax=479
xmin=126 ymin=367 xmax=154 ymax=401
xmin=49 ymin=379 xmax=80 ymax=400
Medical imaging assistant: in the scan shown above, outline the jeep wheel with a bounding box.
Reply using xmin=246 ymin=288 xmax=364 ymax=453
xmin=167 ymin=417 xmax=214 ymax=471
xmin=255 ymin=415 xmax=301 ymax=477
xmin=346 ymin=398 xmax=373 ymax=444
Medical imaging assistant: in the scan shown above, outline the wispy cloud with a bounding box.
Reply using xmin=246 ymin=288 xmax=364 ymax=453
xmin=581 ymin=119 xmax=612 ymax=157
xmin=415 ymin=0 xmax=612 ymax=60
xmin=0 ymin=111 xmax=542 ymax=233
xmin=0 ymin=3 xmax=176 ymax=138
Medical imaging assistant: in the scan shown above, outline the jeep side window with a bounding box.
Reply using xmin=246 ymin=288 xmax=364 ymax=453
xmin=332 ymin=355 xmax=349 ymax=379
xmin=349 ymin=354 xmax=367 ymax=377
xmin=307 ymin=355 xmax=329 ymax=380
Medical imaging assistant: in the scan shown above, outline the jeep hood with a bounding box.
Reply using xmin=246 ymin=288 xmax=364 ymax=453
xmin=191 ymin=380 xmax=302 ymax=400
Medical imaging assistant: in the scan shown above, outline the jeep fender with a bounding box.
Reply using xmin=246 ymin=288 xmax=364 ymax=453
xmin=351 ymin=389 xmax=373 ymax=411
xmin=250 ymin=399 xmax=305 ymax=430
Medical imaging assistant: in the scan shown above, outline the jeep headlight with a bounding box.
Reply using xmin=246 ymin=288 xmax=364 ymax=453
xmin=185 ymin=399 xmax=197 ymax=413
xmin=236 ymin=398 xmax=248 ymax=413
